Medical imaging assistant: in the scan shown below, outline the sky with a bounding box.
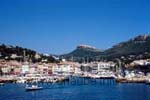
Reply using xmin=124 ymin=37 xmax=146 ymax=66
xmin=0 ymin=0 xmax=150 ymax=54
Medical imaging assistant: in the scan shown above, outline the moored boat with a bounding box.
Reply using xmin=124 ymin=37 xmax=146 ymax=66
xmin=146 ymin=79 xmax=150 ymax=85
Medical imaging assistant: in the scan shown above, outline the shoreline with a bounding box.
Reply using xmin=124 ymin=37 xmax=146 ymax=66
xmin=0 ymin=75 xmax=149 ymax=84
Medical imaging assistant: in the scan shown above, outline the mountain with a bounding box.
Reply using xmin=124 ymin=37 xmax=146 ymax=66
xmin=62 ymin=45 xmax=101 ymax=62
xmin=62 ymin=34 xmax=150 ymax=63
xmin=0 ymin=44 xmax=58 ymax=63
xmin=1 ymin=34 xmax=150 ymax=63
xmin=101 ymin=34 xmax=150 ymax=62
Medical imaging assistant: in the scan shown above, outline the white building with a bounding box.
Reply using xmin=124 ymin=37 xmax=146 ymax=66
xmin=97 ymin=62 xmax=115 ymax=72
xmin=132 ymin=60 xmax=150 ymax=66
xmin=74 ymin=66 xmax=82 ymax=74
xmin=29 ymin=64 xmax=37 ymax=74
xmin=21 ymin=65 xmax=29 ymax=74
xmin=52 ymin=64 xmax=72 ymax=75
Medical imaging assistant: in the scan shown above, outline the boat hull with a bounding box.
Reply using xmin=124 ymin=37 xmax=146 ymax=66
xmin=26 ymin=87 xmax=43 ymax=91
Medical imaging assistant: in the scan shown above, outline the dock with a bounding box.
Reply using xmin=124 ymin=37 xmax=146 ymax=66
xmin=115 ymin=77 xmax=146 ymax=83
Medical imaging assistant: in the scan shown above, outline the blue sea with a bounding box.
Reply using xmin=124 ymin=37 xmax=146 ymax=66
xmin=0 ymin=77 xmax=150 ymax=100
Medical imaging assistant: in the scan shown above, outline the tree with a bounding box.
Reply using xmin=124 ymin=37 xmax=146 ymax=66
xmin=0 ymin=68 xmax=3 ymax=76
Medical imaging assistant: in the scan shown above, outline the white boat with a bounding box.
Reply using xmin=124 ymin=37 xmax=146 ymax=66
xmin=146 ymin=79 xmax=150 ymax=85
xmin=25 ymin=85 xmax=43 ymax=91
xmin=0 ymin=83 xmax=4 ymax=86
xmin=17 ymin=77 xmax=26 ymax=83
xmin=17 ymin=79 xmax=26 ymax=83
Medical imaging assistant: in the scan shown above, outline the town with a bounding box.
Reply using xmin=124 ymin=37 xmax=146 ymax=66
xmin=0 ymin=58 xmax=150 ymax=85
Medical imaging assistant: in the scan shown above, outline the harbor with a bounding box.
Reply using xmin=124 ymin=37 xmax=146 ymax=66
xmin=1 ymin=59 xmax=150 ymax=85
xmin=1 ymin=71 xmax=150 ymax=85
xmin=0 ymin=77 xmax=150 ymax=100
xmin=1 ymin=0 xmax=150 ymax=99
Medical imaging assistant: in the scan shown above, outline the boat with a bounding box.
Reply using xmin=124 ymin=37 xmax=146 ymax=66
xmin=17 ymin=79 xmax=26 ymax=83
xmin=25 ymin=85 xmax=43 ymax=91
xmin=146 ymin=79 xmax=150 ymax=85
xmin=0 ymin=83 xmax=4 ymax=86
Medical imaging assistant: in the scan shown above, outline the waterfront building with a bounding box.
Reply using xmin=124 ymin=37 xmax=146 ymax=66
xmin=80 ymin=64 xmax=92 ymax=72
xmin=0 ymin=65 xmax=10 ymax=75
xmin=74 ymin=66 xmax=82 ymax=74
xmin=13 ymin=66 xmax=21 ymax=75
xmin=97 ymin=62 xmax=115 ymax=71
xmin=52 ymin=64 xmax=61 ymax=75
xmin=52 ymin=61 xmax=79 ymax=75
xmin=52 ymin=64 xmax=71 ymax=75
xmin=0 ymin=60 xmax=21 ymax=75
xmin=80 ymin=62 xmax=115 ymax=73
xmin=29 ymin=64 xmax=37 ymax=74
xmin=21 ymin=64 xmax=29 ymax=74
xmin=37 ymin=64 xmax=49 ymax=75
xmin=131 ymin=60 xmax=150 ymax=66
xmin=48 ymin=63 xmax=55 ymax=75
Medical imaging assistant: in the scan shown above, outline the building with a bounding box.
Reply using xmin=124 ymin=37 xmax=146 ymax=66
xmin=21 ymin=64 xmax=29 ymax=74
xmin=97 ymin=62 xmax=115 ymax=72
xmin=52 ymin=64 xmax=71 ymax=75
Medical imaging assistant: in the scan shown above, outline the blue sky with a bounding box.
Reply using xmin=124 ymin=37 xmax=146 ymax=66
xmin=0 ymin=0 xmax=150 ymax=54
